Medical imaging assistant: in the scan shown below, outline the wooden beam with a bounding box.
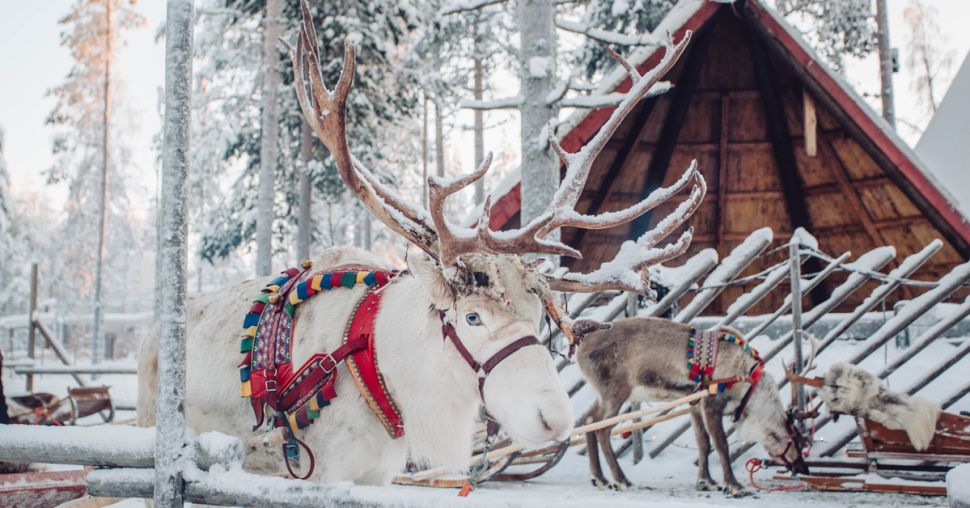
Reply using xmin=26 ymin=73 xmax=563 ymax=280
xmin=803 ymin=89 xmax=817 ymax=157
xmin=749 ymin=32 xmax=813 ymax=234
xmin=716 ymin=94 xmax=730 ymax=256
xmin=572 ymin=96 xmax=660 ymax=247
xmin=629 ymin=17 xmax=716 ymax=238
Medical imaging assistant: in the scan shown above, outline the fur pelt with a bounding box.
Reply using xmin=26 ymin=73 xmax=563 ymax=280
xmin=820 ymin=363 xmax=940 ymax=450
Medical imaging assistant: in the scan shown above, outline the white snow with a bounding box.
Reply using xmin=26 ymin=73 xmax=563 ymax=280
xmin=529 ymin=56 xmax=551 ymax=79
xmin=949 ymin=463 xmax=970 ymax=508
xmin=917 ymin=52 xmax=970 ymax=219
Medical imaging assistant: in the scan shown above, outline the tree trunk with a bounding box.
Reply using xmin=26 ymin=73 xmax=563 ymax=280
xmin=297 ymin=119 xmax=313 ymax=260
xmin=875 ymin=0 xmax=895 ymax=128
xmin=516 ymin=0 xmax=559 ymax=229
xmin=92 ymin=0 xmax=113 ymax=366
xmin=256 ymin=0 xmax=283 ymax=277
xmin=156 ymin=1 xmax=193 ymax=505
xmin=422 ymin=94 xmax=429 ymax=207
xmin=435 ymin=99 xmax=445 ymax=178
xmin=473 ymin=15 xmax=485 ymax=204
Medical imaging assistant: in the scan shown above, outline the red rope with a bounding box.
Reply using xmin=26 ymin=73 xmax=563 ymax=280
xmin=34 ymin=407 xmax=64 ymax=426
xmin=744 ymin=458 xmax=804 ymax=492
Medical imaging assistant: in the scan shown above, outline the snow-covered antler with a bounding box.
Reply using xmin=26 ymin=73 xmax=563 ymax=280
xmin=286 ymin=0 xmax=438 ymax=257
xmin=538 ymin=34 xmax=706 ymax=296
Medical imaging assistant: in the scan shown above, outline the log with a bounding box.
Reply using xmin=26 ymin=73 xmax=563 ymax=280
xmin=0 ymin=425 xmax=243 ymax=471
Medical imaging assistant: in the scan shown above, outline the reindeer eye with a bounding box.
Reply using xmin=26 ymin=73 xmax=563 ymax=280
xmin=465 ymin=313 xmax=483 ymax=326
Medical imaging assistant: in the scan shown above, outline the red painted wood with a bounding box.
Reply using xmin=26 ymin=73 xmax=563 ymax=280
xmin=0 ymin=469 xmax=88 ymax=508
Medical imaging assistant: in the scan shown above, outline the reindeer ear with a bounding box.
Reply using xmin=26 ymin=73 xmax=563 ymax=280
xmin=409 ymin=254 xmax=454 ymax=307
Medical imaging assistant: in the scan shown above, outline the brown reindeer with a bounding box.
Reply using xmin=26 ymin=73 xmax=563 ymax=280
xmin=577 ymin=317 xmax=809 ymax=496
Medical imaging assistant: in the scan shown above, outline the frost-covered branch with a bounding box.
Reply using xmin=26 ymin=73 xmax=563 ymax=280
xmin=556 ymin=81 xmax=672 ymax=108
xmin=439 ymin=0 xmax=508 ymax=17
xmin=556 ymin=19 xmax=664 ymax=46
xmin=460 ymin=95 xmax=523 ymax=110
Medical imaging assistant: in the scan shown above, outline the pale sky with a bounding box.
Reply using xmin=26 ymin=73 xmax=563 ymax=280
xmin=1 ymin=0 xmax=968 ymax=212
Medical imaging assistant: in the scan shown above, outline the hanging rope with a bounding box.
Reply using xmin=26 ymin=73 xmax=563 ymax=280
xmin=744 ymin=458 xmax=805 ymax=492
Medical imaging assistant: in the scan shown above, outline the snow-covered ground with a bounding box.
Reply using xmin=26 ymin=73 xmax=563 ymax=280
xmin=4 ymin=309 xmax=967 ymax=506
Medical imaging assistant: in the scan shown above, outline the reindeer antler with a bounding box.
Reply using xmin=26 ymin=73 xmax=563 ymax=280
xmin=289 ymin=1 xmax=703 ymax=288
xmin=286 ymin=0 xmax=438 ymax=256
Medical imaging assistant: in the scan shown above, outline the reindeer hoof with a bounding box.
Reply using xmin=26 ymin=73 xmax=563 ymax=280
xmin=591 ymin=477 xmax=609 ymax=490
xmin=695 ymin=479 xmax=718 ymax=492
xmin=726 ymin=484 xmax=753 ymax=498
xmin=608 ymin=480 xmax=632 ymax=491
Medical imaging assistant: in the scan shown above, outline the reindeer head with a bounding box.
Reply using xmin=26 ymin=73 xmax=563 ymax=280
xmin=287 ymin=0 xmax=704 ymax=446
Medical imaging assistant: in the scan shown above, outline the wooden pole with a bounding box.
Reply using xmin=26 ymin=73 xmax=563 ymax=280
xmin=26 ymin=263 xmax=38 ymax=391
xmin=789 ymin=238 xmax=806 ymax=416
xmin=156 ymin=0 xmax=193 ymax=505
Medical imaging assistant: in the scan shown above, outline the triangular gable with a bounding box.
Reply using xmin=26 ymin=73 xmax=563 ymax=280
xmin=486 ymin=0 xmax=970 ymax=258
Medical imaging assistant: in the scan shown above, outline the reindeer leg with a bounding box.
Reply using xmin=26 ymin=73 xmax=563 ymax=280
xmin=701 ymin=400 xmax=751 ymax=498
xmin=585 ymin=402 xmax=609 ymax=489
xmin=690 ymin=404 xmax=717 ymax=491
xmin=596 ymin=399 xmax=633 ymax=491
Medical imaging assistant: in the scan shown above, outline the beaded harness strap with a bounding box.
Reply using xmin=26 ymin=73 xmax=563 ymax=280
xmin=687 ymin=327 xmax=765 ymax=421
xmin=238 ymin=262 xmax=401 ymax=478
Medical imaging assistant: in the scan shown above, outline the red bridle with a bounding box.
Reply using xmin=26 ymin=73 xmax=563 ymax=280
xmin=437 ymin=310 xmax=540 ymax=401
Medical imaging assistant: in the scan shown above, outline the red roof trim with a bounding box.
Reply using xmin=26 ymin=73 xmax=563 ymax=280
xmin=744 ymin=0 xmax=970 ymax=252
xmin=489 ymin=2 xmax=721 ymax=230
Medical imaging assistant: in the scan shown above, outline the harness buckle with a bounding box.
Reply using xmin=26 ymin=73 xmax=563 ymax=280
xmin=265 ymin=379 xmax=277 ymax=393
xmin=320 ymin=354 xmax=337 ymax=374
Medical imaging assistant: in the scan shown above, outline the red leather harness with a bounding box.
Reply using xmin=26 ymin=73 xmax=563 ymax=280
xmin=240 ymin=263 xmax=542 ymax=479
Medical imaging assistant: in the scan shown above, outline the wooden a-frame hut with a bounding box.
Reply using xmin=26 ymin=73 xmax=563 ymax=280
xmin=486 ymin=0 xmax=970 ymax=313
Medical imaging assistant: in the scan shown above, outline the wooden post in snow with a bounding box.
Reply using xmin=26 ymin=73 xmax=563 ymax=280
xmin=26 ymin=263 xmax=38 ymax=391
xmin=788 ymin=237 xmax=806 ymax=416
xmin=156 ymin=0 xmax=193 ymax=505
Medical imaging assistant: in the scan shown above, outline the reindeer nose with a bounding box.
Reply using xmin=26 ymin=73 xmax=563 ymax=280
xmin=537 ymin=408 xmax=572 ymax=441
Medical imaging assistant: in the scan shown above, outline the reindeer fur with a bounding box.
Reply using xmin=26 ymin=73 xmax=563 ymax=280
xmin=577 ymin=317 xmax=807 ymax=496
xmin=820 ymin=363 xmax=940 ymax=451
xmin=138 ymin=247 xmax=572 ymax=484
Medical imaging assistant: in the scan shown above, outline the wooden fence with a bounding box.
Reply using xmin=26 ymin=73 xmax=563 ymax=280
xmin=551 ymin=226 xmax=970 ymax=465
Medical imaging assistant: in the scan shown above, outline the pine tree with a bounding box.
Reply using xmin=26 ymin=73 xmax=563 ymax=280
xmin=774 ymin=0 xmax=877 ymax=72
xmin=46 ymin=0 xmax=145 ymax=361
xmin=196 ymin=0 xmax=420 ymax=264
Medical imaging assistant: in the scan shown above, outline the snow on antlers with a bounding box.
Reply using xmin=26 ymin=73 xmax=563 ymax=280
xmin=286 ymin=0 xmax=705 ymax=298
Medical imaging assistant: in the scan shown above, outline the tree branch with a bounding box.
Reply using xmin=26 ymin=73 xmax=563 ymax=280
xmin=555 ymin=81 xmax=672 ymax=108
xmin=439 ymin=0 xmax=508 ymax=17
xmin=460 ymin=95 xmax=523 ymax=110
xmin=556 ymin=19 xmax=663 ymax=46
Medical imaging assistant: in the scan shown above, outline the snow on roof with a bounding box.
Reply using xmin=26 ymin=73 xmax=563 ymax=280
xmin=916 ymin=52 xmax=970 ymax=218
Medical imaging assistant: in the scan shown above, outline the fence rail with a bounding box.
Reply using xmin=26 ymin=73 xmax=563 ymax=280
xmin=554 ymin=227 xmax=970 ymax=466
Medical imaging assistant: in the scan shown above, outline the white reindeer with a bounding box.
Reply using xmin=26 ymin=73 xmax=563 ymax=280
xmin=139 ymin=1 xmax=706 ymax=485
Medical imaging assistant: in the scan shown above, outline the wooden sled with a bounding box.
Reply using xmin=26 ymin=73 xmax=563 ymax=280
xmin=0 ymin=468 xmax=89 ymax=508
xmin=9 ymin=386 xmax=114 ymax=426
xmin=392 ymin=391 xmax=707 ymax=489
xmin=775 ymin=374 xmax=970 ymax=496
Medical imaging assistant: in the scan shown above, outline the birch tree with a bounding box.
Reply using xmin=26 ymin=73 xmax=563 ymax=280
xmin=256 ymin=0 xmax=283 ymax=276
xmin=903 ymin=0 xmax=954 ymax=117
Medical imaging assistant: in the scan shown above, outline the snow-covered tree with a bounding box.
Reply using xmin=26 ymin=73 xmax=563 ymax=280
xmin=0 ymin=126 xmax=21 ymax=313
xmin=196 ymin=0 xmax=420 ymax=264
xmin=903 ymin=0 xmax=954 ymax=118
xmin=45 ymin=0 xmax=146 ymax=361
xmin=773 ymin=0 xmax=877 ymax=72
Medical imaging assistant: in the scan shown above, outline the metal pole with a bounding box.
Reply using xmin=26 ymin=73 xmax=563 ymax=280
xmin=156 ymin=1 xmax=193 ymax=505
xmin=875 ymin=0 xmax=895 ymax=128
xmin=26 ymin=263 xmax=38 ymax=391
xmin=788 ymin=238 xmax=805 ymax=416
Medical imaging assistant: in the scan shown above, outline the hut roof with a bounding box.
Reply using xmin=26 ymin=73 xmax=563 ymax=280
xmin=483 ymin=0 xmax=970 ymax=312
